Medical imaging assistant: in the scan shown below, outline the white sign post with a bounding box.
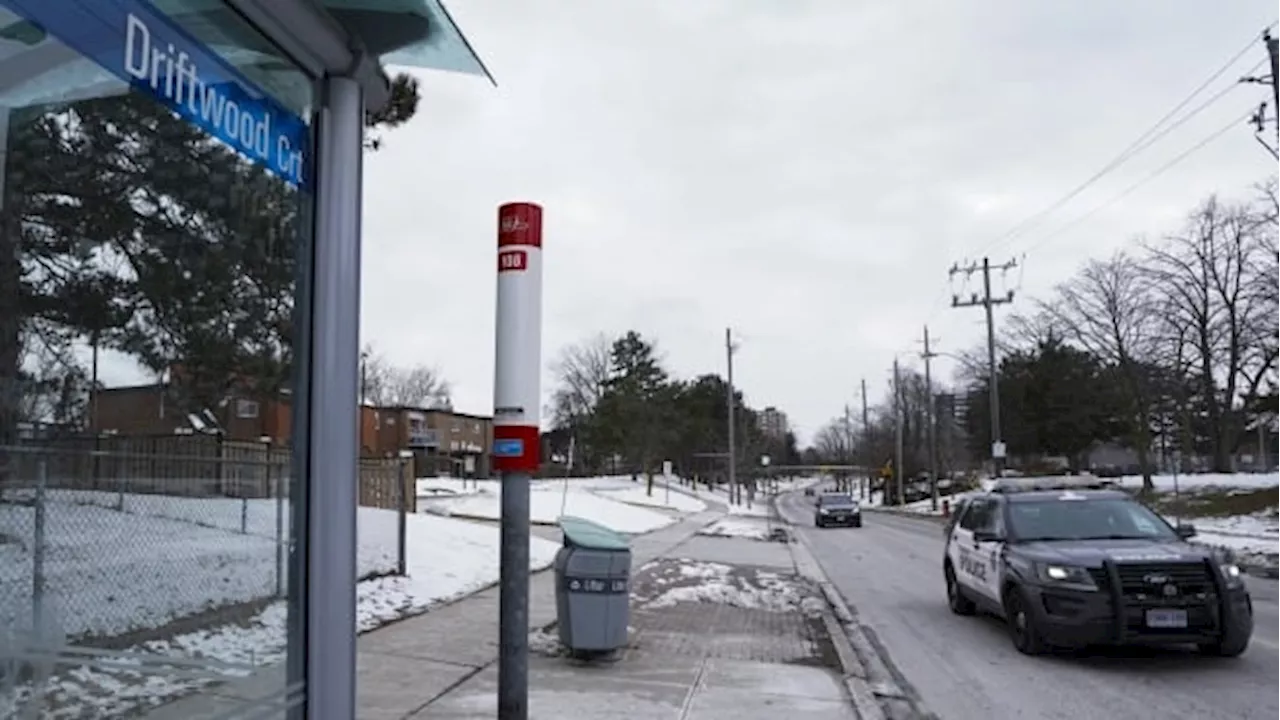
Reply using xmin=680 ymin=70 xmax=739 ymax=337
xmin=492 ymin=202 xmax=544 ymax=718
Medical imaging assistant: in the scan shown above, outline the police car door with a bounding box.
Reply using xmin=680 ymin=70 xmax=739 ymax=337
xmin=949 ymin=499 xmax=987 ymax=597
xmin=952 ymin=491 xmax=998 ymax=599
xmin=971 ymin=498 xmax=1006 ymax=602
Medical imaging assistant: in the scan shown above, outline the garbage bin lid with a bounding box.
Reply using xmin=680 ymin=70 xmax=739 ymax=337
xmin=559 ymin=515 xmax=629 ymax=550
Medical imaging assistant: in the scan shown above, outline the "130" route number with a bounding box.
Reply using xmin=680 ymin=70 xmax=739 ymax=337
xmin=497 ymin=249 xmax=527 ymax=272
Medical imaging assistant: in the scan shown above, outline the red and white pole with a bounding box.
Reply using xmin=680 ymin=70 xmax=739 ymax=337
xmin=493 ymin=201 xmax=543 ymax=720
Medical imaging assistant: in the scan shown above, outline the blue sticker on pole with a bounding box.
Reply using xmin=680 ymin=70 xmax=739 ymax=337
xmin=1 ymin=0 xmax=310 ymax=189
xmin=493 ymin=438 xmax=524 ymax=458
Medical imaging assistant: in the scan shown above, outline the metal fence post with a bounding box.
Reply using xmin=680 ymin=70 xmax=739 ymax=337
xmin=272 ymin=459 xmax=285 ymax=597
xmin=397 ymin=457 xmax=408 ymax=577
xmin=32 ymin=457 xmax=47 ymax=636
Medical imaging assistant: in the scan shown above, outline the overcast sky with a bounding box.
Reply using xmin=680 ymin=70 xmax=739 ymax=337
xmin=357 ymin=0 xmax=1278 ymax=443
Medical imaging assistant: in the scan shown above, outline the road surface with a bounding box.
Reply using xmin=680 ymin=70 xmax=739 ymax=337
xmin=778 ymin=493 xmax=1279 ymax=720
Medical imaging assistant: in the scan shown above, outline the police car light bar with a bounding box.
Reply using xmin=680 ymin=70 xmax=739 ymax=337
xmin=990 ymin=476 xmax=1121 ymax=494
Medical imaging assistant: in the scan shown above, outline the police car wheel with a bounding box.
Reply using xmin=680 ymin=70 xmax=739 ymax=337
xmin=1197 ymin=628 xmax=1250 ymax=658
xmin=1003 ymin=587 xmax=1048 ymax=655
xmin=944 ymin=563 xmax=975 ymax=616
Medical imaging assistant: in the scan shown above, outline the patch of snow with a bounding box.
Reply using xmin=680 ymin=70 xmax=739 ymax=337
xmin=415 ymin=476 xmax=485 ymax=498
xmin=698 ymin=518 xmax=773 ymax=541
xmin=420 ymin=484 xmax=674 ymax=534
xmin=1115 ymin=472 xmax=1278 ymax=492
xmin=638 ymin=560 xmax=810 ymax=613
xmin=592 ymin=485 xmax=706 ymax=514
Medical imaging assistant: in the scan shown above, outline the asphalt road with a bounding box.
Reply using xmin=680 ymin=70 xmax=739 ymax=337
xmin=777 ymin=493 xmax=1279 ymax=720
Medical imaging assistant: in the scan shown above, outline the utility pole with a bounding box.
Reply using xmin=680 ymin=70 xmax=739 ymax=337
xmin=951 ymin=257 xmax=1016 ymax=477
xmin=921 ymin=326 xmax=939 ymax=513
xmin=860 ymin=379 xmax=870 ymax=500
xmin=726 ymin=327 xmax=738 ymax=505
xmin=892 ymin=358 xmax=904 ymax=506
xmin=1245 ymin=29 xmax=1280 ymax=156
xmin=842 ymin=403 xmax=854 ymax=493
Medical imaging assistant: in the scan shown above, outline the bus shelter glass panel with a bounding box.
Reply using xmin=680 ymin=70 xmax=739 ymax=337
xmin=0 ymin=1 xmax=314 ymax=717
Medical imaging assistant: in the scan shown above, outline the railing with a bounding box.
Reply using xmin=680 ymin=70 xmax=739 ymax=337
xmin=407 ymin=429 xmax=439 ymax=447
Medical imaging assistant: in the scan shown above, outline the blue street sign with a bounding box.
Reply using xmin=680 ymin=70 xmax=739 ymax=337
xmin=493 ymin=438 xmax=523 ymax=457
xmin=2 ymin=0 xmax=310 ymax=188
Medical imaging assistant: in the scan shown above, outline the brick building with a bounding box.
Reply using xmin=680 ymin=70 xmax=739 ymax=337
xmin=360 ymin=406 xmax=492 ymax=478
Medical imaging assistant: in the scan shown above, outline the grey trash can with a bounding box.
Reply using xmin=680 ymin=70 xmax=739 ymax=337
xmin=554 ymin=515 xmax=632 ymax=655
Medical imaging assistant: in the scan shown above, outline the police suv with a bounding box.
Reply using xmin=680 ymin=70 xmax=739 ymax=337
xmin=942 ymin=477 xmax=1253 ymax=657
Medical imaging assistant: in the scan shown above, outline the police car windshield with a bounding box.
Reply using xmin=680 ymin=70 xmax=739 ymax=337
xmin=820 ymin=494 xmax=855 ymax=505
xmin=1008 ymin=497 xmax=1177 ymax=542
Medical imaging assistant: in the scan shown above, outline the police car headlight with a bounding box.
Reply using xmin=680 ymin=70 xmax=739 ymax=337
xmin=1219 ymin=563 xmax=1243 ymax=583
xmin=1036 ymin=563 xmax=1097 ymax=590
xmin=819 ymin=508 xmax=830 ymax=514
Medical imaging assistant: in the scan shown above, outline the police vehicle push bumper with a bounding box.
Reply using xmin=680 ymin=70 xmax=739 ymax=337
xmin=1016 ymin=557 xmax=1253 ymax=652
xmin=554 ymin=516 xmax=632 ymax=657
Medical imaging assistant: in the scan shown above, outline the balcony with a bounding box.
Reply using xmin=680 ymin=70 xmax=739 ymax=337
xmin=407 ymin=428 xmax=440 ymax=448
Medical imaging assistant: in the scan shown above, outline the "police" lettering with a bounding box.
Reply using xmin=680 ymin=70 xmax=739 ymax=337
xmin=959 ymin=549 xmax=988 ymax=581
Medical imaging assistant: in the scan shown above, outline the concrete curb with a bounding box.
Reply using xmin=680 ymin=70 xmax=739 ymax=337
xmin=772 ymin=496 xmax=888 ymax=720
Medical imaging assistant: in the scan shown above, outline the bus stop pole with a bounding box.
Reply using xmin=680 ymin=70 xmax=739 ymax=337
xmin=492 ymin=202 xmax=544 ymax=720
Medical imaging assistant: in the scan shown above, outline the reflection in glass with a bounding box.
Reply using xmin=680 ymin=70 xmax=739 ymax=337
xmin=0 ymin=9 xmax=312 ymax=718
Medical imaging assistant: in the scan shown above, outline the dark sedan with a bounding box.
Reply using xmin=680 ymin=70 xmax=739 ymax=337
xmin=815 ymin=492 xmax=862 ymax=528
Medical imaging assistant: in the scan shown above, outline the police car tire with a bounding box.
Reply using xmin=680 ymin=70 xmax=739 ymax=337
xmin=1003 ymin=586 xmax=1048 ymax=656
xmin=1197 ymin=629 xmax=1250 ymax=658
xmin=944 ymin=563 xmax=976 ymax=616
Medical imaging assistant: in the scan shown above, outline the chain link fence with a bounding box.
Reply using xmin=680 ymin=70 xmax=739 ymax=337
xmin=0 ymin=435 xmax=412 ymax=648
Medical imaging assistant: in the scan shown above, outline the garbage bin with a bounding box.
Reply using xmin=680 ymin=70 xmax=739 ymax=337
xmin=554 ymin=515 xmax=632 ymax=655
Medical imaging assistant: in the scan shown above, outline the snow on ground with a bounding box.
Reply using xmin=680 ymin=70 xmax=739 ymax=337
xmin=0 ymin=490 xmax=408 ymax=641
xmin=1116 ymin=472 xmax=1279 ymax=492
xmin=3 ymin=510 xmax=560 ymax=719
xmin=416 ymin=476 xmax=485 ymax=498
xmin=634 ymin=559 xmax=824 ymax=614
xmin=591 ymin=484 xmax=707 ymax=513
xmin=420 ymin=481 xmax=675 ymax=534
xmin=697 ymin=517 xmax=773 ymax=541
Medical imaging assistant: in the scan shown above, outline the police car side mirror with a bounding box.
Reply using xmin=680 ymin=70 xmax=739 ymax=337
xmin=973 ymin=530 xmax=1004 ymax=543
xmin=1175 ymin=523 xmax=1197 ymax=540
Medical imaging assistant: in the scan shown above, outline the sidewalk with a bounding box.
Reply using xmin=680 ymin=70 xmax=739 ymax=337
xmin=410 ymin=516 xmax=860 ymax=720
xmin=356 ymin=508 xmax=724 ymax=719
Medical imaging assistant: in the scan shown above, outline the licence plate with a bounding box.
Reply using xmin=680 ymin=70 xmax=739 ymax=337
xmin=1145 ymin=609 xmax=1188 ymax=629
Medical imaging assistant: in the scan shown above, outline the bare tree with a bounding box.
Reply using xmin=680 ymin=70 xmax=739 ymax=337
xmin=360 ymin=343 xmax=451 ymax=408
xmin=1143 ymin=194 xmax=1278 ymax=471
xmin=1040 ymin=250 xmax=1159 ymax=489
xmin=813 ymin=418 xmax=856 ymax=461
xmin=548 ymin=332 xmax=614 ymax=429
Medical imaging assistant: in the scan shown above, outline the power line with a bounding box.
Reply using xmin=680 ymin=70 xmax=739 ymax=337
xmin=885 ymin=24 xmax=1276 ymax=401
xmin=1020 ymin=107 xmax=1255 ymax=256
xmin=966 ymin=26 xmax=1273 ymax=260
xmin=984 ymin=61 xmax=1264 ymax=259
